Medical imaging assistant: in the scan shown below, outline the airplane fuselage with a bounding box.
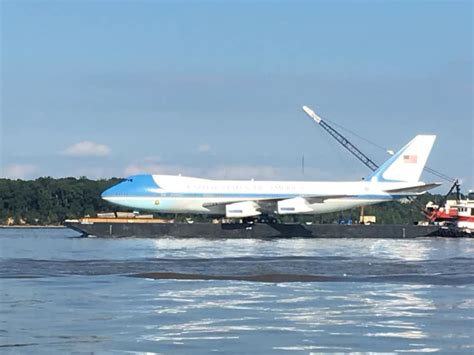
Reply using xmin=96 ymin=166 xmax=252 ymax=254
xmin=101 ymin=136 xmax=438 ymax=217
xmin=102 ymin=174 xmax=427 ymax=216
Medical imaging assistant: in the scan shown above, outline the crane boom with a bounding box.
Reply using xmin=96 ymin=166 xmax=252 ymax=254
xmin=302 ymin=106 xmax=379 ymax=172
xmin=301 ymin=105 xmax=459 ymax=219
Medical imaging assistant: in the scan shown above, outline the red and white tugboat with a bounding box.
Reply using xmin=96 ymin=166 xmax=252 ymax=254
xmin=426 ymin=199 xmax=459 ymax=224
xmin=426 ymin=190 xmax=474 ymax=235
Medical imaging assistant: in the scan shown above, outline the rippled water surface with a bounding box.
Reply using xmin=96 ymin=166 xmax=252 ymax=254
xmin=1 ymin=228 xmax=473 ymax=353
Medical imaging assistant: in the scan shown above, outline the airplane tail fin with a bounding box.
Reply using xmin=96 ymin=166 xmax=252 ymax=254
xmin=367 ymin=135 xmax=436 ymax=183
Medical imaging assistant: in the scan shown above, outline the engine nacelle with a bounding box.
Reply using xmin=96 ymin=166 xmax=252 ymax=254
xmin=225 ymin=201 xmax=261 ymax=218
xmin=277 ymin=197 xmax=313 ymax=215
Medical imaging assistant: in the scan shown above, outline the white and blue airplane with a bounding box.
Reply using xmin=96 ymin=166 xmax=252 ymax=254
xmin=102 ymin=135 xmax=439 ymax=218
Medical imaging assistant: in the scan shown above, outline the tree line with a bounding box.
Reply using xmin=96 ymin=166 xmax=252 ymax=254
xmin=0 ymin=177 xmax=449 ymax=225
xmin=0 ymin=177 xmax=123 ymax=225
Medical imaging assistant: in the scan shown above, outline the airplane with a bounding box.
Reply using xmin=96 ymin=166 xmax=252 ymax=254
xmin=101 ymin=135 xmax=439 ymax=219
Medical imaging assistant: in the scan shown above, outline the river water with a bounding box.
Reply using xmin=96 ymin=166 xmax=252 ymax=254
xmin=1 ymin=228 xmax=473 ymax=353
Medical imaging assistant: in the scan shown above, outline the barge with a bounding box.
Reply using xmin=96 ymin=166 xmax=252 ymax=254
xmin=64 ymin=217 xmax=450 ymax=238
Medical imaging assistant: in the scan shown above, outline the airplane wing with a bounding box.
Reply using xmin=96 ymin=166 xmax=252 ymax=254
xmin=384 ymin=183 xmax=441 ymax=194
xmin=303 ymin=195 xmax=352 ymax=204
xmin=202 ymin=194 xmax=350 ymax=209
xmin=203 ymin=194 xmax=353 ymax=217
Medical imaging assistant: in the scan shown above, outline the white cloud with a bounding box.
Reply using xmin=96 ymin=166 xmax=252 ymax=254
xmin=196 ymin=143 xmax=212 ymax=153
xmin=1 ymin=164 xmax=37 ymax=179
xmin=62 ymin=141 xmax=111 ymax=157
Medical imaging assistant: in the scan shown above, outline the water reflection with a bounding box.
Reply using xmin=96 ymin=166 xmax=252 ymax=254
xmin=148 ymin=238 xmax=473 ymax=261
xmin=369 ymin=240 xmax=432 ymax=260
xmin=134 ymin=281 xmax=444 ymax=352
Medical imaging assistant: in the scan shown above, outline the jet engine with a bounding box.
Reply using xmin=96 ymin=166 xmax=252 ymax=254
xmin=277 ymin=197 xmax=313 ymax=214
xmin=225 ymin=201 xmax=261 ymax=218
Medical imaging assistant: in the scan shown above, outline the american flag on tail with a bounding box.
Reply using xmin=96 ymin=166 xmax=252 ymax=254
xmin=403 ymin=154 xmax=418 ymax=164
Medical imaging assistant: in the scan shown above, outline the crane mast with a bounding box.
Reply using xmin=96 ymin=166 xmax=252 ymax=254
xmin=302 ymin=106 xmax=379 ymax=172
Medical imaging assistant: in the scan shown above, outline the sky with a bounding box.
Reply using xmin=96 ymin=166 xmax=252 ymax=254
xmin=1 ymin=0 xmax=473 ymax=191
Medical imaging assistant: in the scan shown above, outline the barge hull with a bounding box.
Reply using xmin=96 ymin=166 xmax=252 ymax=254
xmin=65 ymin=221 xmax=443 ymax=238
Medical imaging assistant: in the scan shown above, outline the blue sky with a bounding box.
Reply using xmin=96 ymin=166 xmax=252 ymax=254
xmin=1 ymin=0 xmax=472 ymax=191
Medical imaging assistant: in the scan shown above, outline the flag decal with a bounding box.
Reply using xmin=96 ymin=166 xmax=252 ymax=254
xmin=403 ymin=155 xmax=418 ymax=163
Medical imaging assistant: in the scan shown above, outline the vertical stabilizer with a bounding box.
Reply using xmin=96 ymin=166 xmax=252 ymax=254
xmin=367 ymin=135 xmax=436 ymax=182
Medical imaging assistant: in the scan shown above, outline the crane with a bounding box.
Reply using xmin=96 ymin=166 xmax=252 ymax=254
xmin=301 ymin=105 xmax=460 ymax=219
xmin=302 ymin=105 xmax=379 ymax=173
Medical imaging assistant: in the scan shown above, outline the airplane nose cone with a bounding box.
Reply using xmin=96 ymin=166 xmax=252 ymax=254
xmin=101 ymin=187 xmax=112 ymax=200
xmin=101 ymin=182 xmax=121 ymax=200
xmin=101 ymin=175 xmax=157 ymax=203
xmin=100 ymin=189 xmax=110 ymax=200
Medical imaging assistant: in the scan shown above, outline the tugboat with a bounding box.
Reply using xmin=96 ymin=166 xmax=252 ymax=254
xmin=426 ymin=189 xmax=474 ymax=235
xmin=426 ymin=200 xmax=459 ymax=225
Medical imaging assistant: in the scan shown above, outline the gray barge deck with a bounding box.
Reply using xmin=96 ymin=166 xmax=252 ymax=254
xmin=64 ymin=218 xmax=456 ymax=238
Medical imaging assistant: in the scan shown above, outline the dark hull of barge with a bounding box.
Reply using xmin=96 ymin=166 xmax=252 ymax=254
xmin=63 ymin=220 xmax=458 ymax=239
